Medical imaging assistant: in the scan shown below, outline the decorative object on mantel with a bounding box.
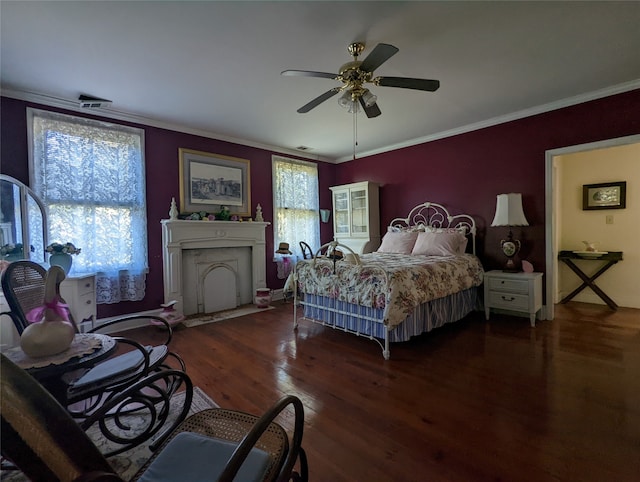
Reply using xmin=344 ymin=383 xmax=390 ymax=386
xmin=255 ymin=203 xmax=264 ymax=222
xmin=46 ymin=242 xmax=81 ymax=275
xmin=490 ymin=193 xmax=529 ymax=272
xmin=217 ymin=205 xmax=231 ymax=221
xmin=169 ymin=197 xmax=179 ymax=220
xmin=20 ymin=266 xmax=75 ymax=358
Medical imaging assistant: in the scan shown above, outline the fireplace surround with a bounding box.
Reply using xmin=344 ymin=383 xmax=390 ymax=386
xmin=161 ymin=219 xmax=270 ymax=315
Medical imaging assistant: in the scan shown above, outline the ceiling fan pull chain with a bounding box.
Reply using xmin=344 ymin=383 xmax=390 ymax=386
xmin=353 ymin=109 xmax=358 ymax=160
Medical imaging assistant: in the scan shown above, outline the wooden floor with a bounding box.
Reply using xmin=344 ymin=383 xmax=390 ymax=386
xmin=131 ymin=301 xmax=640 ymax=481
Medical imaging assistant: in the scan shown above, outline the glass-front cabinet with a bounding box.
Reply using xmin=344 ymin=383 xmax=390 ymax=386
xmin=329 ymin=181 xmax=380 ymax=254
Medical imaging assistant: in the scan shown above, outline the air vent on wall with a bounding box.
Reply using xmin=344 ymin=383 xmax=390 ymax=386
xmin=78 ymin=94 xmax=112 ymax=108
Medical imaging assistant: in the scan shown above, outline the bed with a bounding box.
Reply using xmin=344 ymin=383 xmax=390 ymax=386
xmin=291 ymin=201 xmax=484 ymax=359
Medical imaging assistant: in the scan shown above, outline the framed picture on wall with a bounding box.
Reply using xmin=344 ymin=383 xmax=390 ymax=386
xmin=179 ymin=148 xmax=251 ymax=216
xmin=582 ymin=181 xmax=626 ymax=210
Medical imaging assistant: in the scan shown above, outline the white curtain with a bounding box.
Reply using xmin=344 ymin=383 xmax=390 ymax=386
xmin=29 ymin=109 xmax=148 ymax=304
xmin=272 ymin=156 xmax=320 ymax=266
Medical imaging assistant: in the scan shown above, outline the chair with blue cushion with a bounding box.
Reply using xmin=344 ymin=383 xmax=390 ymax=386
xmin=0 ymin=260 xmax=187 ymax=454
xmin=1 ymin=354 xmax=308 ymax=482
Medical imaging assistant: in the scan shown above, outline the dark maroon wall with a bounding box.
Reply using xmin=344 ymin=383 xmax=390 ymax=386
xmin=1 ymin=96 xmax=336 ymax=318
xmin=3 ymin=89 xmax=639 ymax=315
xmin=335 ymin=89 xmax=640 ymax=276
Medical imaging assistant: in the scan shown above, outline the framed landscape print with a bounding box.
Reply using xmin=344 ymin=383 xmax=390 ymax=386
xmin=582 ymin=181 xmax=626 ymax=210
xmin=179 ymin=148 xmax=251 ymax=216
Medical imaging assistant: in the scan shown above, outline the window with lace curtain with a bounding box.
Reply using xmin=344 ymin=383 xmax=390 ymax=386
xmin=28 ymin=108 xmax=148 ymax=304
xmin=272 ymin=156 xmax=320 ymax=270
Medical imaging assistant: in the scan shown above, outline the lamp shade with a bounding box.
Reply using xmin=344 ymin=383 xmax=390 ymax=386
xmin=491 ymin=193 xmax=529 ymax=227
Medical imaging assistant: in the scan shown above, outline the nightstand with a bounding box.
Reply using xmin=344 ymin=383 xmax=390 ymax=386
xmin=484 ymin=270 xmax=543 ymax=327
xmin=60 ymin=274 xmax=96 ymax=332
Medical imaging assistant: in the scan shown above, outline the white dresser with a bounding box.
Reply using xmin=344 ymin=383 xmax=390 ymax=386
xmin=60 ymin=273 xmax=96 ymax=332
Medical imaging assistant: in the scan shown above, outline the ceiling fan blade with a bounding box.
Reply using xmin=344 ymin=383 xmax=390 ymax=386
xmin=359 ymin=43 xmax=399 ymax=73
xmin=358 ymin=97 xmax=381 ymax=118
xmin=281 ymin=70 xmax=338 ymax=80
xmin=376 ymin=77 xmax=440 ymax=92
xmin=297 ymin=88 xmax=341 ymax=113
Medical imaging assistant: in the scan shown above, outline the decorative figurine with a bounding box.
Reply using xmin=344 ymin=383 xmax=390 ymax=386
xmin=169 ymin=197 xmax=179 ymax=220
xmin=255 ymin=204 xmax=264 ymax=222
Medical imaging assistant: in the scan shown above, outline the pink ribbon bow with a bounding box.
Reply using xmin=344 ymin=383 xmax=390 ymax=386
xmin=26 ymin=298 xmax=70 ymax=323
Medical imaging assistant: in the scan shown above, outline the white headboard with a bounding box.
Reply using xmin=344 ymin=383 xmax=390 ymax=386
xmin=388 ymin=202 xmax=477 ymax=255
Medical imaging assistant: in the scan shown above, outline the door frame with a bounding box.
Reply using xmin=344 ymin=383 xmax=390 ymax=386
xmin=544 ymin=134 xmax=640 ymax=320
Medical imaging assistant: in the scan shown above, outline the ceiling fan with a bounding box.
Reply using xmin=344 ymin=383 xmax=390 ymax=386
xmin=281 ymin=42 xmax=440 ymax=118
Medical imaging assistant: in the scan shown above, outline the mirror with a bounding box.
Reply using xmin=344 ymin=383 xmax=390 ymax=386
xmin=0 ymin=175 xmax=47 ymax=263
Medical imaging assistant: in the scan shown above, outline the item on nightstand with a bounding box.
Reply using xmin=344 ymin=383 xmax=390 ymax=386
xmin=490 ymin=193 xmax=529 ymax=272
xmin=522 ymin=260 xmax=533 ymax=273
xmin=582 ymin=241 xmax=598 ymax=252
xmin=20 ymin=266 xmax=75 ymax=358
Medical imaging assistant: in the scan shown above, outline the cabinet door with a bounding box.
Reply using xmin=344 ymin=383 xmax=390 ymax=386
xmin=333 ymin=191 xmax=350 ymax=234
xmin=350 ymin=188 xmax=368 ymax=234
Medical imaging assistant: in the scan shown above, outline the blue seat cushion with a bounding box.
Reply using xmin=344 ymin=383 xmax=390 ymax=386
xmin=71 ymin=348 xmax=148 ymax=388
xmin=137 ymin=432 xmax=271 ymax=482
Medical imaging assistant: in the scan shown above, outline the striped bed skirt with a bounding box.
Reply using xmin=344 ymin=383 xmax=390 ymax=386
xmin=301 ymin=286 xmax=479 ymax=343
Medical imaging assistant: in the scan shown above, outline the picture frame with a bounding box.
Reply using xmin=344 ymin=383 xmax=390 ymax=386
xmin=179 ymin=148 xmax=251 ymax=217
xmin=582 ymin=181 xmax=626 ymax=210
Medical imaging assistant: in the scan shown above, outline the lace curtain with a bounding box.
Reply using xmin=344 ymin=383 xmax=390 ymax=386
xmin=29 ymin=109 xmax=148 ymax=304
xmin=272 ymin=156 xmax=320 ymax=271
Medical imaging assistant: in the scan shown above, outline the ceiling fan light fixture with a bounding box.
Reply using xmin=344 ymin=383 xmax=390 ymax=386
xmin=361 ymin=89 xmax=377 ymax=107
xmin=338 ymin=91 xmax=352 ymax=109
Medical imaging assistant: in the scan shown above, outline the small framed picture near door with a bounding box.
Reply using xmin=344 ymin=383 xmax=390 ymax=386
xmin=582 ymin=181 xmax=626 ymax=210
xmin=179 ymin=148 xmax=251 ymax=216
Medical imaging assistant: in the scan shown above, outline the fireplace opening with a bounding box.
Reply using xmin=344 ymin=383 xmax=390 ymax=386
xmin=182 ymin=247 xmax=252 ymax=316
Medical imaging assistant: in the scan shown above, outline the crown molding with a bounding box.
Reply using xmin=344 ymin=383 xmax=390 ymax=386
xmin=335 ymin=79 xmax=640 ymax=163
xmin=0 ymin=88 xmax=333 ymax=164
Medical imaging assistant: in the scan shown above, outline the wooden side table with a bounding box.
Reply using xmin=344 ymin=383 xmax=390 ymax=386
xmin=484 ymin=270 xmax=544 ymax=327
xmin=557 ymin=251 xmax=623 ymax=310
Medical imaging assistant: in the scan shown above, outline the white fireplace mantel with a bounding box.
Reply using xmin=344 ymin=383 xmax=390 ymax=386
xmin=161 ymin=219 xmax=270 ymax=314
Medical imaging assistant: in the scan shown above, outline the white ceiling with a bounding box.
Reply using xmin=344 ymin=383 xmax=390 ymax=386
xmin=2 ymin=1 xmax=639 ymax=163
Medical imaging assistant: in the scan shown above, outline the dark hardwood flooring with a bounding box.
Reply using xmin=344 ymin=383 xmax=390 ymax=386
xmin=130 ymin=301 xmax=640 ymax=481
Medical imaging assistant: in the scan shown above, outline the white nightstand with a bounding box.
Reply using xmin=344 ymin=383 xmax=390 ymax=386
xmin=484 ymin=270 xmax=543 ymax=327
xmin=60 ymin=274 xmax=96 ymax=332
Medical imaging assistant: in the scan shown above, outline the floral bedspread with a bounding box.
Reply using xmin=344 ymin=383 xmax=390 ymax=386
xmin=296 ymin=253 xmax=484 ymax=328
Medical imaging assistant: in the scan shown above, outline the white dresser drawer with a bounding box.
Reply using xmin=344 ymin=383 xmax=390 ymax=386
xmin=488 ymin=277 xmax=529 ymax=294
xmin=76 ymin=276 xmax=95 ymax=296
xmin=489 ymin=291 xmax=529 ymax=311
xmin=74 ymin=292 xmax=95 ymax=323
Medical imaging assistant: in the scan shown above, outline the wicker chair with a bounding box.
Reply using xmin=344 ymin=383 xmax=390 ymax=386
xmin=1 ymin=354 xmax=308 ymax=482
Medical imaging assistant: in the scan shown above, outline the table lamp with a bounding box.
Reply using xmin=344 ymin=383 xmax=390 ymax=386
xmin=491 ymin=193 xmax=529 ymax=272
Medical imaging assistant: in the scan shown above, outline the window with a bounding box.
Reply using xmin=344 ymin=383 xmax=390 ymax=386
xmin=272 ymin=156 xmax=320 ymax=260
xmin=28 ymin=108 xmax=148 ymax=304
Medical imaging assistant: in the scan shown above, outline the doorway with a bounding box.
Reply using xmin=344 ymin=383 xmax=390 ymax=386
xmin=544 ymin=134 xmax=640 ymax=320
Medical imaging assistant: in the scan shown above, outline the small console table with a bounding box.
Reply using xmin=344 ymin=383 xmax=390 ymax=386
xmin=558 ymin=250 xmax=623 ymax=310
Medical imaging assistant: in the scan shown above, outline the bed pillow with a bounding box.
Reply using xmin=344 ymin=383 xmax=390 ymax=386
xmin=377 ymin=231 xmax=418 ymax=254
xmin=411 ymin=231 xmax=466 ymax=256
xmin=424 ymin=226 xmax=469 ymax=254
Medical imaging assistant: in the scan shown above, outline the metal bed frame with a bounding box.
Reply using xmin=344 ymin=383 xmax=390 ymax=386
xmin=292 ymin=201 xmax=478 ymax=359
